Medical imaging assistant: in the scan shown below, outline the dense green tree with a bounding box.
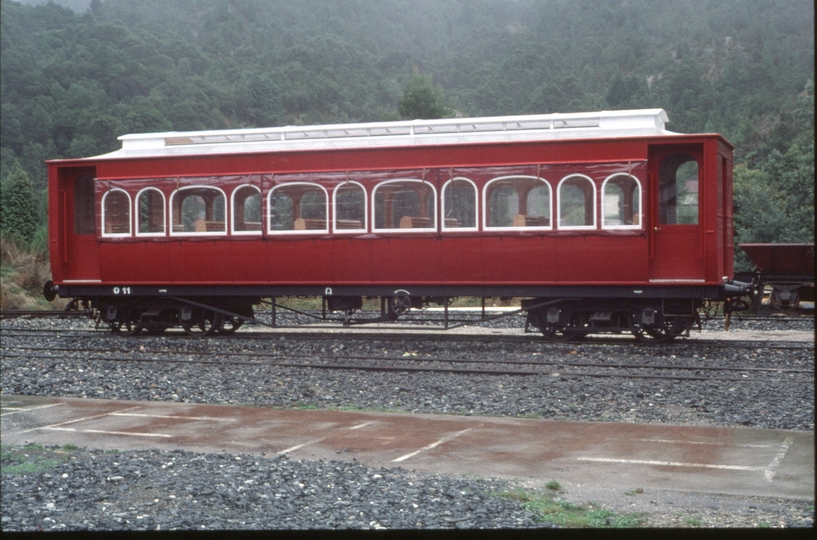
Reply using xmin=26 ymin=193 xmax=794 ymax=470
xmin=0 ymin=162 xmax=39 ymax=243
xmin=398 ymin=72 xmax=450 ymax=120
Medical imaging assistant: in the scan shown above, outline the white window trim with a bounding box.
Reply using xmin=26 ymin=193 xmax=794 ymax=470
xmin=101 ymin=188 xmax=132 ymax=237
xmin=169 ymin=185 xmax=229 ymax=237
xmin=230 ymin=184 xmax=263 ymax=236
xmin=482 ymin=175 xmax=552 ymax=232
xmin=441 ymin=177 xmax=479 ymax=232
xmin=267 ymin=182 xmax=329 ymax=235
xmin=557 ymin=174 xmax=597 ymax=230
xmin=601 ymin=173 xmax=642 ymax=230
xmin=134 ymin=187 xmax=166 ymax=237
xmin=332 ymin=180 xmax=368 ymax=234
xmin=372 ymin=179 xmax=437 ymax=233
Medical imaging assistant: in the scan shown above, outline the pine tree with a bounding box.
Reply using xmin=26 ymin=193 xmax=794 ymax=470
xmin=1 ymin=163 xmax=40 ymax=244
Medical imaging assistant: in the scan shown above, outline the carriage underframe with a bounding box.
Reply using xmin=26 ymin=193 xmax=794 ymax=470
xmin=53 ymin=282 xmax=748 ymax=343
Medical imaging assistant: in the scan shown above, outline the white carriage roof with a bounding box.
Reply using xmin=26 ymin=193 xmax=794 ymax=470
xmin=93 ymin=109 xmax=676 ymax=159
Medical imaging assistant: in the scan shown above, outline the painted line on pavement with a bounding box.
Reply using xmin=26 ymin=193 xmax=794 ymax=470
xmin=278 ymin=438 xmax=326 ymax=454
xmin=277 ymin=422 xmax=375 ymax=454
xmin=1 ymin=402 xmax=66 ymax=417
xmin=18 ymin=406 xmax=144 ymax=434
xmin=638 ymin=438 xmax=773 ymax=449
xmin=764 ymin=437 xmax=793 ymax=482
xmin=348 ymin=422 xmax=375 ymax=430
xmin=576 ymin=457 xmax=765 ymax=472
xmin=45 ymin=426 xmax=172 ymax=438
xmin=110 ymin=412 xmax=236 ymax=422
xmin=392 ymin=427 xmax=477 ymax=463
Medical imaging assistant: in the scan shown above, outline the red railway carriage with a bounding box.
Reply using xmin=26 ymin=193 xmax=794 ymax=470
xmin=44 ymin=109 xmax=751 ymax=341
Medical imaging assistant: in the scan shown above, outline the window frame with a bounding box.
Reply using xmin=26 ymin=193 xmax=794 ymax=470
xmin=658 ymin=153 xmax=700 ymax=226
xmin=332 ymin=180 xmax=368 ymax=234
xmin=101 ymin=188 xmax=132 ymax=238
xmin=169 ymin=185 xmax=228 ymax=237
xmin=267 ymin=182 xmax=329 ymax=235
xmin=372 ymin=179 xmax=437 ymax=233
xmin=135 ymin=187 xmax=166 ymax=237
xmin=557 ymin=174 xmax=597 ymax=230
xmin=600 ymin=173 xmax=642 ymax=230
xmin=230 ymin=184 xmax=263 ymax=236
xmin=441 ymin=177 xmax=479 ymax=232
xmin=482 ymin=175 xmax=552 ymax=232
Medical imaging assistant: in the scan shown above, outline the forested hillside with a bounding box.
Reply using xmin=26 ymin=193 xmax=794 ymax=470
xmin=1 ymin=0 xmax=813 ymax=267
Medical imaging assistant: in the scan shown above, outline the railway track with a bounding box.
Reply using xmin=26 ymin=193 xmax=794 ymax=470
xmin=0 ymin=309 xmax=93 ymax=319
xmin=2 ymin=341 xmax=812 ymax=384
xmin=0 ymin=326 xmax=812 ymax=352
xmin=2 ymin=316 xmax=813 ymax=432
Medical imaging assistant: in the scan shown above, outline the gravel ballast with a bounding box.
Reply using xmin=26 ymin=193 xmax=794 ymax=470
xmin=2 ymin=447 xmax=548 ymax=531
xmin=2 ymin=314 xmax=814 ymax=530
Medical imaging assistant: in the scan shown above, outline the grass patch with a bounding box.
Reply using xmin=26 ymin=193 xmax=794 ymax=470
xmin=496 ymin=487 xmax=646 ymax=528
xmin=0 ymin=235 xmax=64 ymax=310
xmin=1 ymin=443 xmax=79 ymax=475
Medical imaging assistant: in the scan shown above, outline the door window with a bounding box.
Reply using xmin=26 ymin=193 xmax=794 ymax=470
xmin=658 ymin=154 xmax=698 ymax=225
xmin=73 ymin=175 xmax=95 ymax=234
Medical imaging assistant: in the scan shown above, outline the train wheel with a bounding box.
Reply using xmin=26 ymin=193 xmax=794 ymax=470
xmin=214 ymin=314 xmax=243 ymax=335
xmin=632 ymin=318 xmax=681 ymax=344
xmin=388 ymin=294 xmax=412 ymax=319
xmin=181 ymin=310 xmax=216 ymax=337
xmin=770 ymin=286 xmax=801 ymax=313
xmin=541 ymin=326 xmax=578 ymax=341
xmin=109 ymin=309 xmax=141 ymax=336
xmin=109 ymin=319 xmax=132 ymax=334
xmin=529 ymin=309 xmax=582 ymax=341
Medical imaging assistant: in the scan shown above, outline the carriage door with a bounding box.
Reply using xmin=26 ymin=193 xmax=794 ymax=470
xmin=57 ymin=167 xmax=101 ymax=282
xmin=648 ymin=146 xmax=705 ymax=280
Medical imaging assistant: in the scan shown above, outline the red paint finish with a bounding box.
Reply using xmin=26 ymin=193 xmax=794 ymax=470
xmin=50 ymin=165 xmax=100 ymax=283
xmin=556 ymin=235 xmax=649 ymax=283
xmin=48 ymin=132 xmax=734 ymax=292
xmin=329 ymin=238 xmax=373 ymax=284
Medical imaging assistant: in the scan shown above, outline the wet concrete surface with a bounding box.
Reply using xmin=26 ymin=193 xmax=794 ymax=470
xmin=2 ymin=394 xmax=812 ymax=501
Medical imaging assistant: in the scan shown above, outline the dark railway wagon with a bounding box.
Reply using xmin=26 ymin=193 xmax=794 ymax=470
xmin=738 ymin=243 xmax=815 ymax=312
xmin=44 ymin=109 xmax=752 ymax=341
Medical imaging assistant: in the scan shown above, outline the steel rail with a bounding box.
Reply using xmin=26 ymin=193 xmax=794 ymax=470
xmin=2 ymin=352 xmax=809 ymax=384
xmin=3 ymin=345 xmax=814 ymax=375
xmin=0 ymin=326 xmax=813 ymax=350
xmin=2 ymin=349 xmax=812 ymax=384
xmin=0 ymin=310 xmax=93 ymax=319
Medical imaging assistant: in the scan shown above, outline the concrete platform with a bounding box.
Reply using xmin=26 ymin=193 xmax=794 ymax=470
xmin=2 ymin=394 xmax=812 ymax=501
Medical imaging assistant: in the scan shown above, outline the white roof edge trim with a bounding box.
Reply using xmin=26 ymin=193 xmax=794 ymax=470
xmin=96 ymin=109 xmax=672 ymax=159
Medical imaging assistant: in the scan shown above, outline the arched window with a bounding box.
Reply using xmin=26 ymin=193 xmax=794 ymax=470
xmin=484 ymin=176 xmax=551 ymax=230
xmin=601 ymin=174 xmax=641 ymax=229
xmin=102 ymin=188 xmax=131 ymax=236
xmin=136 ymin=188 xmax=165 ymax=236
xmin=373 ymin=179 xmax=436 ymax=231
xmin=442 ymin=178 xmax=477 ymax=230
xmin=268 ymin=183 xmax=328 ymax=233
xmin=333 ymin=181 xmax=366 ymax=232
xmin=170 ymin=186 xmax=226 ymax=235
xmin=558 ymin=175 xmax=596 ymax=229
xmin=232 ymin=185 xmax=262 ymax=234
xmin=659 ymin=154 xmax=699 ymax=224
